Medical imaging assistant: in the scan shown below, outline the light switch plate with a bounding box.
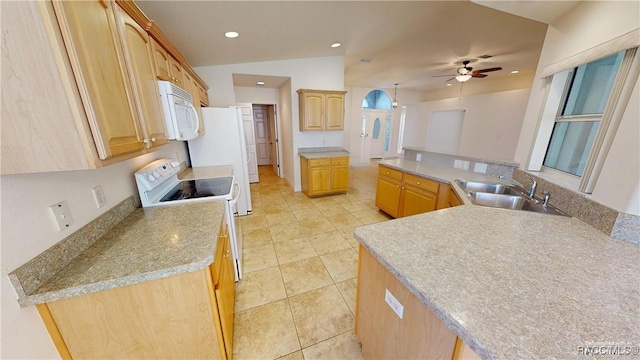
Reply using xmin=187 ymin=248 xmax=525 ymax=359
xmin=50 ymin=201 xmax=73 ymax=231
xmin=92 ymin=186 xmax=107 ymax=208
xmin=385 ymin=289 xmax=404 ymax=319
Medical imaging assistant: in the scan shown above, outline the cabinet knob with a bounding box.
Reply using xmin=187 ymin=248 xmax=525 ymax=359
xmin=151 ymin=137 xmax=156 ymax=142
xmin=417 ymin=181 xmax=421 ymax=185
xmin=386 ymin=171 xmax=390 ymax=174
xmin=397 ymin=184 xmax=400 ymax=188
xmin=402 ymin=186 xmax=405 ymax=189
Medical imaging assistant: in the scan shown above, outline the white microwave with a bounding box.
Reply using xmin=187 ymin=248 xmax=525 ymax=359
xmin=157 ymin=80 xmax=200 ymax=141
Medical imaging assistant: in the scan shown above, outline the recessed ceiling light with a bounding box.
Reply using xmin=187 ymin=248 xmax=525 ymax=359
xmin=511 ymin=70 xmax=519 ymax=74
xmin=224 ymin=31 xmax=239 ymax=38
xmin=360 ymin=58 xmax=373 ymax=63
xmin=446 ymin=83 xmax=453 ymax=87
xmin=331 ymin=42 xmax=341 ymax=48
xmin=256 ymin=81 xmax=265 ymax=86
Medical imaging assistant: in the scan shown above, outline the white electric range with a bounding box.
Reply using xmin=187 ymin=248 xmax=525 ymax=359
xmin=134 ymin=158 xmax=243 ymax=280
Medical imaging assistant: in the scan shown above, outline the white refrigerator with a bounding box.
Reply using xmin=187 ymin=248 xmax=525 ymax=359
xmin=188 ymin=107 xmax=252 ymax=216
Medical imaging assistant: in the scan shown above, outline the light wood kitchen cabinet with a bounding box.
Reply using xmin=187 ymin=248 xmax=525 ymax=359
xmin=1 ymin=1 xmax=162 ymax=174
xmin=356 ymin=245 xmax=480 ymax=359
xmin=52 ymin=0 xmax=147 ymax=159
xmin=114 ymin=4 xmax=169 ymax=149
xmin=151 ymin=37 xmax=172 ymax=81
xmin=36 ymin=218 xmax=235 ymax=359
xmin=297 ymin=89 xmax=347 ymax=131
xmin=437 ymin=184 xmax=462 ymax=210
xmin=300 ymin=156 xmax=350 ymax=197
xmin=356 ymin=246 xmax=457 ymax=359
xmin=150 ymin=38 xmax=184 ymax=86
xmin=1 ymin=0 xmax=211 ymax=175
xmin=376 ymin=165 xmax=453 ymax=218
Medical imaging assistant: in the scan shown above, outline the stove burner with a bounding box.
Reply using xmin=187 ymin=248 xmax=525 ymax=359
xmin=160 ymin=177 xmax=233 ymax=202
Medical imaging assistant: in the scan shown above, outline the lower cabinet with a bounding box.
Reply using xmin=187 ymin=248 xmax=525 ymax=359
xmin=356 ymin=246 xmax=481 ymax=359
xmin=36 ymin=221 xmax=235 ymax=359
xmin=375 ymin=165 xmax=445 ymax=218
xmin=300 ymin=156 xmax=349 ymax=197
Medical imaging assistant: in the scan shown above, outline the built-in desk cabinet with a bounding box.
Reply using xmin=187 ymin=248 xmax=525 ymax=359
xmin=37 ymin=216 xmax=235 ymax=359
xmin=375 ymin=165 xmax=460 ymax=218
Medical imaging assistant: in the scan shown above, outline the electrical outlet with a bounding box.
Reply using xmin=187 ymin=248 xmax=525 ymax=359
xmin=50 ymin=201 xmax=73 ymax=231
xmin=92 ymin=186 xmax=107 ymax=208
xmin=385 ymin=289 xmax=404 ymax=319
xmin=416 ymin=153 xmax=422 ymax=161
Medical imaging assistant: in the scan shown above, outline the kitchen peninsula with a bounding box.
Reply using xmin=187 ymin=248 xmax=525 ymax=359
xmin=354 ymin=159 xmax=640 ymax=359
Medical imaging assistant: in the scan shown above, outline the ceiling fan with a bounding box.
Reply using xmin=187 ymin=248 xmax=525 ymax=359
xmin=438 ymin=60 xmax=503 ymax=83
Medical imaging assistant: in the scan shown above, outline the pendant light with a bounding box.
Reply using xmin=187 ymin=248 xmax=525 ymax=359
xmin=392 ymin=83 xmax=399 ymax=109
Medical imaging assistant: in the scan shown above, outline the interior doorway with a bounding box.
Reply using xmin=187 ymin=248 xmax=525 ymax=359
xmin=252 ymin=104 xmax=280 ymax=177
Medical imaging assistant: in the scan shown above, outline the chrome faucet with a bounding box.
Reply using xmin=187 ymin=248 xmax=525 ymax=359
xmin=524 ymin=174 xmax=537 ymax=198
xmin=500 ymin=174 xmax=537 ymax=198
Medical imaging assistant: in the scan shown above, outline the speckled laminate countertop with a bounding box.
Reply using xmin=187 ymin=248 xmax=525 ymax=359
xmin=298 ymin=146 xmax=350 ymax=159
xmin=17 ymin=201 xmax=226 ymax=307
xmin=355 ymin=160 xmax=640 ymax=359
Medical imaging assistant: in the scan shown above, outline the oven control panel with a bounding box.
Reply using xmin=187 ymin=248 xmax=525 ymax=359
xmin=134 ymin=158 xmax=181 ymax=191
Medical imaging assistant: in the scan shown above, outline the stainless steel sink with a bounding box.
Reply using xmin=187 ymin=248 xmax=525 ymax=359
xmin=455 ymin=179 xmax=569 ymax=216
xmin=468 ymin=192 xmax=525 ymax=210
xmin=455 ymin=180 xmax=507 ymax=194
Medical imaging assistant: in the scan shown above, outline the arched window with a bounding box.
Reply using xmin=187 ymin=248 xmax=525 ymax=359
xmin=362 ymin=90 xmax=392 ymax=110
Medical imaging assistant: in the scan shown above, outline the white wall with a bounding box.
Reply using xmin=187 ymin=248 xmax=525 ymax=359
xmin=514 ymin=1 xmax=640 ymax=214
xmin=406 ymin=89 xmax=530 ymax=160
xmin=1 ymin=142 xmax=189 ymax=359
xmin=194 ymin=56 xmax=344 ymax=191
xmin=235 ymin=86 xmax=279 ymax=104
xmin=279 ymin=79 xmax=295 ymax=187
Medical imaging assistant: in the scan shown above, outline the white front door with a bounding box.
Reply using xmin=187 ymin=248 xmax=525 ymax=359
xmin=253 ymin=105 xmax=271 ymax=166
xmin=360 ymin=110 xmax=391 ymax=161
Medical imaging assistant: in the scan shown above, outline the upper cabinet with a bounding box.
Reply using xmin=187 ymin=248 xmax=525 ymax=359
xmin=1 ymin=0 xmax=208 ymax=175
xmin=297 ymin=89 xmax=347 ymax=131
xmin=114 ymin=4 xmax=169 ymax=149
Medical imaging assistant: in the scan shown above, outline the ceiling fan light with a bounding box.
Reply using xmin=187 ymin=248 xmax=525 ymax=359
xmin=392 ymin=100 xmax=399 ymax=109
xmin=455 ymin=74 xmax=472 ymax=82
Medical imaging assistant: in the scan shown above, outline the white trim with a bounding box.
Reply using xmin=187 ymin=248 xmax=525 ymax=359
xmin=541 ymin=29 xmax=640 ymax=78
xmin=579 ymin=47 xmax=640 ymax=192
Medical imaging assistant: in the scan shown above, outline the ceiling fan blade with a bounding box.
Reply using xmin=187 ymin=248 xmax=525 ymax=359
xmin=473 ymin=67 xmax=502 ymax=74
xmin=432 ymin=74 xmax=455 ymax=77
xmin=472 ymin=73 xmax=488 ymax=78
xmin=444 ymin=77 xmax=455 ymax=82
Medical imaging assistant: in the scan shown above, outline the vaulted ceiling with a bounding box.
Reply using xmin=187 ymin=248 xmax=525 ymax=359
xmin=136 ymin=1 xmax=579 ymax=95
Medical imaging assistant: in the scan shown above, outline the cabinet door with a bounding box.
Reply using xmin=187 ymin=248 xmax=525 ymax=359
xmin=400 ymin=186 xmax=437 ymax=217
xmin=325 ymin=93 xmax=345 ymax=130
xmin=300 ymin=92 xmax=324 ymax=131
xmin=331 ymin=166 xmax=349 ymax=192
xmin=375 ymin=176 xmax=401 ymax=218
xmin=150 ymin=37 xmax=171 ymax=81
xmin=309 ymin=167 xmax=331 ymax=195
xmin=53 ymin=0 xmax=143 ymax=159
xmin=168 ymin=56 xmax=185 ymax=87
xmin=114 ymin=6 xmax=168 ymax=148
xmin=215 ymin=236 xmax=235 ymax=360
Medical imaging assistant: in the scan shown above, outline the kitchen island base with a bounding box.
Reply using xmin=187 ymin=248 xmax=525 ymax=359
xmin=356 ymin=245 xmax=465 ymax=359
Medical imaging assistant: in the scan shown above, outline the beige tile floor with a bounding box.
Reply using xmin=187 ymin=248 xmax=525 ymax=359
xmin=234 ymin=161 xmax=391 ymax=360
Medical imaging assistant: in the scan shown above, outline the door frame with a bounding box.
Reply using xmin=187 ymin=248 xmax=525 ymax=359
xmin=253 ymin=103 xmax=281 ymax=177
